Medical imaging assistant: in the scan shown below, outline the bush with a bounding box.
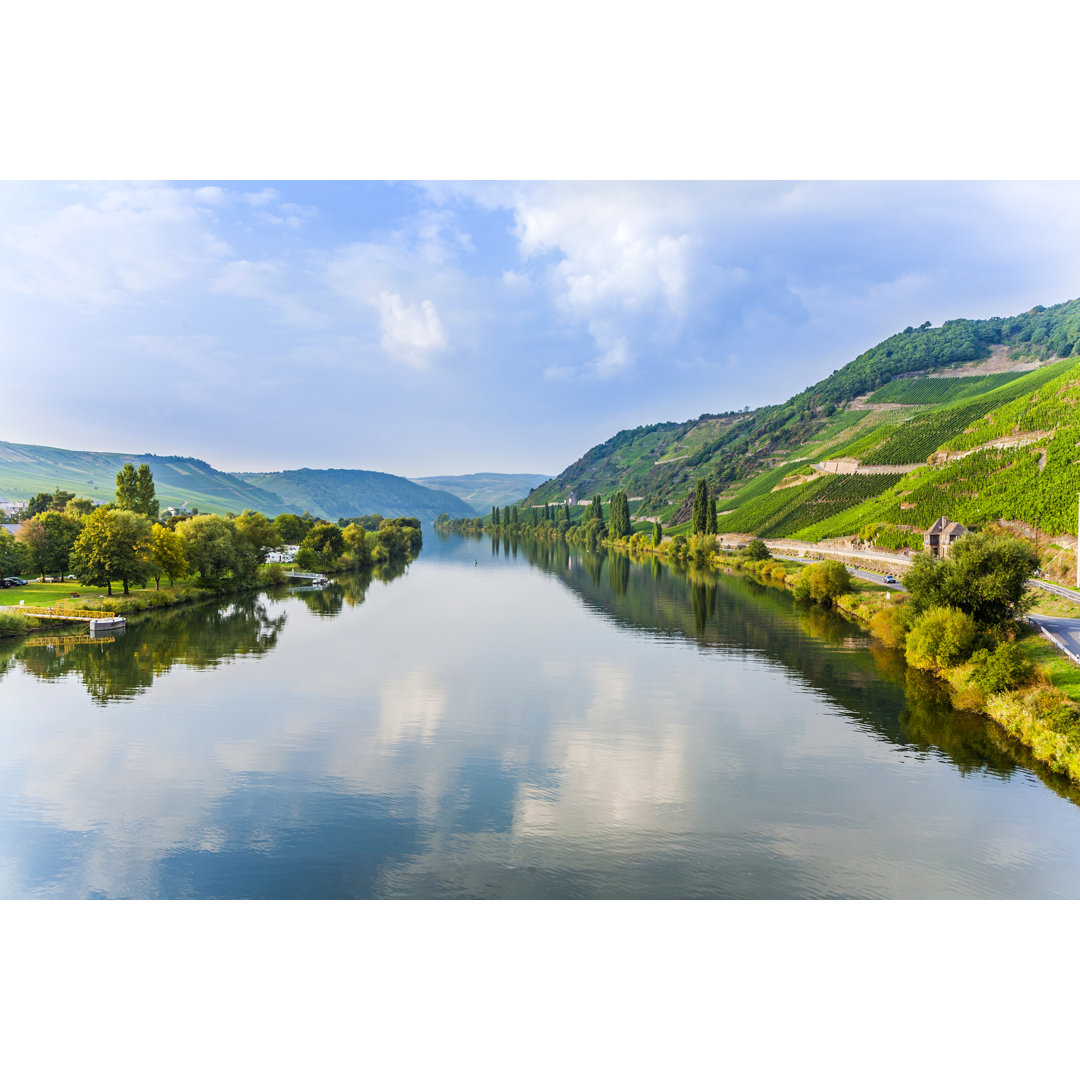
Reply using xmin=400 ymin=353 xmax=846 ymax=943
xmin=689 ymin=533 xmax=716 ymax=566
xmin=0 ymin=611 xmax=31 ymax=637
xmin=669 ymin=535 xmax=689 ymax=560
xmin=794 ymin=560 xmax=851 ymax=606
xmin=869 ymin=603 xmax=908 ymax=649
xmin=969 ymin=642 xmax=1035 ymax=694
xmin=905 ymin=606 xmax=977 ymax=672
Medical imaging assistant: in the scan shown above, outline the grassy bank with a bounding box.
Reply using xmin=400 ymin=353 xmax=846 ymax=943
xmin=605 ymin=530 xmax=1080 ymax=786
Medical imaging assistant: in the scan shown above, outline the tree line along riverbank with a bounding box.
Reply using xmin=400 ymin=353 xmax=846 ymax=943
xmin=1 ymin=465 xmax=423 ymax=639
xmin=439 ymin=510 xmax=1080 ymax=787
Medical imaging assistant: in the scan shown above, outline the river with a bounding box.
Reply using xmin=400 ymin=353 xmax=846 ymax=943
xmin=2 ymin=529 xmax=1079 ymax=898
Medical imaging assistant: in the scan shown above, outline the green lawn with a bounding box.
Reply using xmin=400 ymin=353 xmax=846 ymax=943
xmin=0 ymin=579 xmax=190 ymax=610
xmin=1019 ymin=629 xmax=1080 ymax=703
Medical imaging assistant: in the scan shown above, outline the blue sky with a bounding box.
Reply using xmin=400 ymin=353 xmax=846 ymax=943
xmin=3 ymin=180 xmax=1080 ymax=477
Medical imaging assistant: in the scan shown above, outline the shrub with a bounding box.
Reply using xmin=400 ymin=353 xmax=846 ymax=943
xmin=689 ymin=533 xmax=716 ymax=566
xmin=744 ymin=538 xmax=769 ymax=561
xmin=1030 ymin=687 xmax=1080 ymax=736
xmin=869 ymin=603 xmax=908 ymax=649
xmin=0 ymin=611 xmax=31 ymax=637
xmin=794 ymin=560 xmax=851 ymax=606
xmin=969 ymin=642 xmax=1035 ymax=694
xmin=905 ymin=606 xmax=977 ymax=672
xmin=669 ymin=535 xmax=689 ymax=560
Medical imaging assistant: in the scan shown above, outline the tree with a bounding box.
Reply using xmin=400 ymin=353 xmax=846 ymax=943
xmin=17 ymin=511 xmax=82 ymax=582
xmin=493 ymin=507 xmax=500 ymax=527
xmin=511 ymin=506 xmax=519 ymax=527
xmin=147 ymin=522 xmax=188 ymax=589
xmin=691 ymin=479 xmax=709 ymax=535
xmin=902 ymin=532 xmax=1039 ymax=630
xmin=299 ymin=522 xmax=346 ymax=569
xmin=342 ymin=522 xmax=373 ymax=567
xmin=744 ymin=538 xmax=769 ymax=561
xmin=653 ymin=521 xmax=662 ymax=546
xmin=25 ymin=492 xmax=53 ymax=517
xmin=71 ymin=508 xmax=152 ymax=596
xmin=175 ymin=514 xmax=238 ymax=587
xmin=233 ymin=511 xmax=280 ymax=563
xmin=609 ymin=491 xmax=632 ymax=538
xmin=0 ymin=529 xmax=21 ymax=578
xmin=115 ymin=463 xmax=159 ymax=519
xmin=706 ymin=495 xmax=718 ymax=535
xmin=273 ymin=513 xmax=311 ymax=545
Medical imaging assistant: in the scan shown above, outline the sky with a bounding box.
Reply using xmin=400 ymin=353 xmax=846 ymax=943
xmin=3 ymin=180 xmax=1080 ymax=478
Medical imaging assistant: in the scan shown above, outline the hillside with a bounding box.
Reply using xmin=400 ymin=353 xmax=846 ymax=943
xmin=520 ymin=296 xmax=1080 ymax=546
xmin=0 ymin=441 xmax=477 ymax=522
xmin=237 ymin=468 xmax=474 ymax=521
xmin=411 ymin=472 xmax=551 ymax=513
xmin=0 ymin=441 xmax=293 ymax=518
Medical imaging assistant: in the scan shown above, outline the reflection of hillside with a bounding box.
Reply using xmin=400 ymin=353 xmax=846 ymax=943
xmin=514 ymin=538 xmax=1041 ymax=790
xmin=10 ymin=596 xmax=288 ymax=704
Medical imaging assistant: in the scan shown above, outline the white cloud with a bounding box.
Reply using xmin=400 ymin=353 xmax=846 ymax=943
xmin=211 ymin=258 xmax=326 ymax=327
xmin=0 ymin=182 xmax=232 ymax=308
xmin=374 ymin=291 xmax=447 ymax=367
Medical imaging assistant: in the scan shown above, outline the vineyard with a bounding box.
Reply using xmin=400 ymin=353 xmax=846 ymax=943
xmin=850 ymin=360 xmax=1074 ymax=466
xmin=943 ymin=359 xmax=1080 ymax=453
xmin=718 ymin=473 xmax=899 ymax=539
xmin=866 ymin=371 xmax=1025 ymax=405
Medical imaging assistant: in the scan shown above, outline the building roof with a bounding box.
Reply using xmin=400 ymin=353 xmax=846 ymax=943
xmin=925 ymin=516 xmax=966 ymax=538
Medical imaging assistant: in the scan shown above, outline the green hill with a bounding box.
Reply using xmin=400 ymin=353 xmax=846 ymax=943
xmin=236 ymin=468 xmax=475 ymax=521
xmin=0 ymin=441 xmax=293 ymax=517
xmin=0 ymin=442 xmax=476 ymax=522
xmin=411 ymin=472 xmax=551 ymax=513
xmin=521 ymin=296 xmax=1080 ymax=544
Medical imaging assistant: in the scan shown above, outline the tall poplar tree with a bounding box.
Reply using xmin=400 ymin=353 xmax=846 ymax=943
xmin=493 ymin=507 xmax=500 ymax=527
xmin=691 ymin=479 xmax=709 ymax=535
xmin=706 ymin=493 xmax=718 ymax=535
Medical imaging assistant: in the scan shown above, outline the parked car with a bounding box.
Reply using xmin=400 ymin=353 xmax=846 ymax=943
xmin=0 ymin=578 xmax=12 ymax=589
xmin=4 ymin=577 xmax=28 ymax=586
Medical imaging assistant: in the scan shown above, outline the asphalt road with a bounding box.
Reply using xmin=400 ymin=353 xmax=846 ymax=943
xmin=1028 ymin=615 xmax=1080 ymax=664
xmin=783 ymin=555 xmax=906 ymax=591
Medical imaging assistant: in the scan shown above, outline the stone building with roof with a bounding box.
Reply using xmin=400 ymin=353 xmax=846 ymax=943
xmin=923 ymin=516 xmax=966 ymax=557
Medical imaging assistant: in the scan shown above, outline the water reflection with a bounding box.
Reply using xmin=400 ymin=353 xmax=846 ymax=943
xmin=3 ymin=530 xmax=1080 ymax=898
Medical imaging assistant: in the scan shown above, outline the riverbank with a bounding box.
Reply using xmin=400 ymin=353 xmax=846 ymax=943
xmin=599 ymin=531 xmax=1080 ymax=787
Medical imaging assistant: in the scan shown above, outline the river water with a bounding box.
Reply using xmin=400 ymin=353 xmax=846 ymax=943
xmin=2 ymin=529 xmax=1080 ymax=899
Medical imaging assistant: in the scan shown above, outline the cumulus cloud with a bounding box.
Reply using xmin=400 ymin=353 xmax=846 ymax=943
xmin=0 ymin=182 xmax=233 ymax=307
xmin=374 ymin=291 xmax=447 ymax=367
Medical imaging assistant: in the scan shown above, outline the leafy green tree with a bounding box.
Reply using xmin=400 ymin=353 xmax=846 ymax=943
xmin=706 ymin=495 xmax=718 ymax=535
xmin=493 ymin=507 xmax=500 ymax=527
xmin=902 ymin=532 xmax=1039 ymax=630
xmin=299 ymin=522 xmax=346 ymax=569
xmin=71 ymin=508 xmax=152 ymax=596
xmin=531 ymin=507 xmax=538 ymax=527
xmin=147 ymin=522 xmax=188 ymax=589
xmin=342 ymin=522 xmax=373 ymax=568
xmin=114 ymin=463 xmax=159 ymax=519
xmin=608 ymin=491 xmax=632 ymax=538
xmin=175 ymin=514 xmax=238 ymax=587
xmin=25 ymin=492 xmax=53 ymax=517
xmin=17 ymin=511 xmax=82 ymax=582
xmin=691 ymin=479 xmax=709 ymax=535
xmin=744 ymin=538 xmax=769 ymax=561
xmin=905 ymin=606 xmax=977 ymax=672
xmin=653 ymin=521 xmax=662 ymax=546
xmin=233 ymin=511 xmax=280 ymax=563
xmin=511 ymin=506 xmax=519 ymax=527
xmin=66 ymin=496 xmax=95 ymax=517
xmin=273 ymin=513 xmax=311 ymax=545
xmin=0 ymin=529 xmax=22 ymax=577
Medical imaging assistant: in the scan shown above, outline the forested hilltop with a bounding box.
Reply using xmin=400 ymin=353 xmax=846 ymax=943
xmin=519 ymin=296 xmax=1080 ymax=549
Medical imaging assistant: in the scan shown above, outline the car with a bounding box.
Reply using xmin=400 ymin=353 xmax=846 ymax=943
xmin=4 ymin=577 xmax=27 ymax=586
xmin=883 ymin=575 xmax=897 ymax=585
xmin=0 ymin=578 xmax=12 ymax=589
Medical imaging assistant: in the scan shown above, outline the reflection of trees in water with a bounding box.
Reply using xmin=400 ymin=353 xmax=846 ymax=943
xmin=296 ymin=560 xmax=408 ymax=618
xmin=513 ymin=538 xmax=1055 ymax=795
xmin=13 ymin=595 xmax=288 ymax=704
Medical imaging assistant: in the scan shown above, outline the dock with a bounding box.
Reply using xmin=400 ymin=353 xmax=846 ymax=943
xmin=15 ymin=605 xmax=126 ymax=633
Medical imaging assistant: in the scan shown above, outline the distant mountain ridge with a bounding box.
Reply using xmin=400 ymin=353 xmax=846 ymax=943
xmin=237 ymin=468 xmax=474 ymax=521
xmin=0 ymin=441 xmax=474 ymax=522
xmin=411 ymin=472 xmax=551 ymax=513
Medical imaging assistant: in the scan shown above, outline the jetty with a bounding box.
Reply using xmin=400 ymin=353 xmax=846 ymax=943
xmin=15 ymin=605 xmax=126 ymax=633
